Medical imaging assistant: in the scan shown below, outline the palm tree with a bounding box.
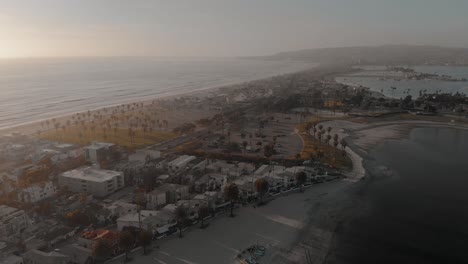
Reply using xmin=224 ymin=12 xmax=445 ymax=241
xmin=134 ymin=192 xmax=146 ymax=228
xmin=175 ymin=205 xmax=188 ymax=238
xmin=137 ymin=230 xmax=152 ymax=255
xmin=224 ymin=183 xmax=239 ymax=217
xmin=296 ymin=171 xmax=307 ymax=192
xmin=333 ymin=134 xmax=339 ymax=149
xmin=118 ymin=231 xmax=135 ymax=262
xmin=340 ymin=139 xmax=348 ymax=150
xmin=198 ymin=205 xmax=210 ymax=229
xmin=255 ymin=178 xmax=269 ymax=205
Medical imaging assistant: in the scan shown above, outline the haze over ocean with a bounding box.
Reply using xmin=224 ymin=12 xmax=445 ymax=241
xmin=0 ymin=57 xmax=310 ymax=130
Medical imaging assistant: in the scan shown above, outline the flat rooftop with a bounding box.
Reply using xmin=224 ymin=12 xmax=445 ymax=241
xmin=0 ymin=205 xmax=23 ymax=222
xmin=84 ymin=142 xmax=114 ymax=150
xmin=61 ymin=166 xmax=121 ymax=182
xmin=168 ymin=155 xmax=196 ymax=167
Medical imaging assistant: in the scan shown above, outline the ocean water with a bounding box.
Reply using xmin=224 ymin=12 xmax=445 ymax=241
xmin=0 ymin=57 xmax=311 ymax=130
xmin=331 ymin=127 xmax=468 ymax=263
xmin=336 ymin=66 xmax=468 ymax=98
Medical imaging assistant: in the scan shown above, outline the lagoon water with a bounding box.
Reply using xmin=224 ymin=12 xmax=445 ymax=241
xmin=0 ymin=57 xmax=310 ymax=130
xmin=336 ymin=66 xmax=468 ymax=99
xmin=331 ymin=127 xmax=468 ymax=263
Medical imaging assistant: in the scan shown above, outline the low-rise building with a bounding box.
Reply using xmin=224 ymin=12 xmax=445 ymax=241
xmin=18 ymin=181 xmax=57 ymax=203
xmin=146 ymin=183 xmax=190 ymax=209
xmin=0 ymin=172 xmax=17 ymax=195
xmin=192 ymin=192 xmax=220 ymax=210
xmin=146 ymin=189 xmax=167 ymax=209
xmin=58 ymin=167 xmax=124 ymax=197
xmin=0 ymin=205 xmax=29 ymax=239
xmin=23 ymin=249 xmax=69 ymax=264
xmin=61 ymin=244 xmax=93 ymax=264
xmin=83 ymin=142 xmax=116 ymax=168
xmin=39 ymin=143 xmax=83 ymax=164
xmin=0 ymin=255 xmax=23 ymax=264
xmin=117 ymin=210 xmax=176 ymax=234
xmin=128 ymin=149 xmax=161 ymax=163
xmin=167 ymin=155 xmax=196 ymax=171
xmin=104 ymin=200 xmax=138 ymax=218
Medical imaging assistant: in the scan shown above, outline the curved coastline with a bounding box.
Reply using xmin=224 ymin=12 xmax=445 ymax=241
xmin=334 ymin=120 xmax=468 ymax=182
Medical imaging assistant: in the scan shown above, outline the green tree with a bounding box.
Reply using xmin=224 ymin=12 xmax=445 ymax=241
xmin=92 ymin=239 xmax=112 ymax=263
xmin=175 ymin=205 xmax=188 ymax=238
xmin=224 ymin=183 xmax=239 ymax=217
xmin=296 ymin=171 xmax=307 ymax=192
xmin=255 ymin=178 xmax=269 ymax=205
xmin=119 ymin=231 xmax=135 ymax=262
xmin=198 ymin=205 xmax=210 ymax=229
xmin=137 ymin=230 xmax=152 ymax=255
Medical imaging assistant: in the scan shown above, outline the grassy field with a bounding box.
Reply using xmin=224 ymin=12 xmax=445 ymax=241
xmin=40 ymin=126 xmax=176 ymax=148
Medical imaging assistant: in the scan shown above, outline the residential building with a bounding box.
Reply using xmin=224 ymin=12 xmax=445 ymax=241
xmin=0 ymin=205 xmax=29 ymax=239
xmin=146 ymin=189 xmax=167 ymax=209
xmin=78 ymin=229 xmax=120 ymax=251
xmin=167 ymin=155 xmax=196 ymax=171
xmin=39 ymin=143 xmax=83 ymax=164
xmin=146 ymin=183 xmax=191 ymax=209
xmin=61 ymin=244 xmax=93 ymax=264
xmin=0 ymin=173 xmax=17 ymax=195
xmin=0 ymin=255 xmax=23 ymax=264
xmin=105 ymin=200 xmax=138 ymax=218
xmin=18 ymin=182 xmax=57 ymax=203
xmin=4 ymin=144 xmax=27 ymax=161
xmin=128 ymin=149 xmax=161 ymax=163
xmin=58 ymin=167 xmax=124 ymax=197
xmin=193 ymin=192 xmax=219 ymax=210
xmin=23 ymin=249 xmax=69 ymax=264
xmin=83 ymin=142 xmax=116 ymax=168
xmin=39 ymin=226 xmax=76 ymax=248
xmin=117 ymin=210 xmax=175 ymax=234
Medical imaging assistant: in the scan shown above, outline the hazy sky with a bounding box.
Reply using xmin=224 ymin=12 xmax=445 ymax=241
xmin=1 ymin=0 xmax=468 ymax=58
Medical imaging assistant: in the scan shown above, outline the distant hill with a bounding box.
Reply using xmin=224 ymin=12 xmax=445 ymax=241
xmin=266 ymin=45 xmax=468 ymax=66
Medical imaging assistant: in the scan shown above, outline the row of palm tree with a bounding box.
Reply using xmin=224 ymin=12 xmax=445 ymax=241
xmin=38 ymin=100 xmax=174 ymax=145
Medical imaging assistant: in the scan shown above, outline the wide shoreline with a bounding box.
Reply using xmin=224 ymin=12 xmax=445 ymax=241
xmin=0 ymin=66 xmax=317 ymax=136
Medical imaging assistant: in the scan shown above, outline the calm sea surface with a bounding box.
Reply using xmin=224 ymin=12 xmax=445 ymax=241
xmin=0 ymin=57 xmax=311 ymax=130
xmin=336 ymin=66 xmax=468 ymax=98
xmin=331 ymin=127 xmax=468 ymax=263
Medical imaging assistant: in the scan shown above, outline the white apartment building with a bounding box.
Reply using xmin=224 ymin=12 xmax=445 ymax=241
xmin=0 ymin=205 xmax=29 ymax=239
xmin=18 ymin=181 xmax=57 ymax=203
xmin=58 ymin=166 xmax=124 ymax=197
